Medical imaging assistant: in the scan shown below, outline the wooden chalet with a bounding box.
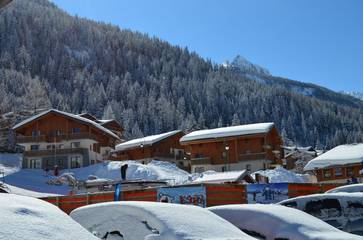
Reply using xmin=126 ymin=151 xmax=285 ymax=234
xmin=13 ymin=109 xmax=121 ymax=169
xmin=113 ymin=130 xmax=189 ymax=170
xmin=180 ymin=123 xmax=283 ymax=173
xmin=304 ymin=144 xmax=363 ymax=183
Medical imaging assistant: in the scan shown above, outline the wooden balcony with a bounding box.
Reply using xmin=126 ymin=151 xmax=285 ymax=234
xmin=239 ymin=152 xmax=266 ymax=161
xmin=23 ymin=147 xmax=88 ymax=157
xmin=190 ymin=157 xmax=211 ymax=165
xmin=16 ymin=132 xmax=98 ymax=143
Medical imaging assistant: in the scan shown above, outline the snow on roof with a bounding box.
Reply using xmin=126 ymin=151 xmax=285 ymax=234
xmin=12 ymin=109 xmax=120 ymax=140
xmin=180 ymin=122 xmax=275 ymax=143
xmin=326 ymin=183 xmax=363 ymax=194
xmin=304 ymin=143 xmax=363 ymax=171
xmin=253 ymin=166 xmax=309 ymax=183
xmin=0 ymin=194 xmax=98 ymax=240
xmin=115 ymin=130 xmax=182 ymax=152
xmin=208 ymin=204 xmax=359 ymax=240
xmin=192 ymin=170 xmax=250 ymax=184
xmin=70 ymin=201 xmax=255 ymax=240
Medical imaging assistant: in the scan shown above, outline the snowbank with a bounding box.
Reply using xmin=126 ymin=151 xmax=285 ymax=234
xmin=70 ymin=201 xmax=256 ymax=240
xmin=4 ymin=160 xmax=190 ymax=195
xmin=209 ymin=204 xmax=361 ymax=240
xmin=180 ymin=123 xmax=274 ymax=143
xmin=253 ymin=166 xmax=310 ymax=183
xmin=326 ymin=183 xmax=363 ymax=193
xmin=0 ymin=194 xmax=98 ymax=240
xmin=304 ymin=143 xmax=363 ymax=171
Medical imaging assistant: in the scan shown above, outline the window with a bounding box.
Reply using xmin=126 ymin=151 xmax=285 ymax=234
xmin=71 ymin=142 xmax=80 ymax=148
xmin=58 ymin=144 xmax=64 ymax=149
xmin=72 ymin=128 xmax=81 ymax=133
xmin=346 ymin=167 xmax=354 ymax=177
xmin=70 ymin=156 xmax=81 ymax=168
xmin=55 ymin=130 xmax=62 ymax=136
xmin=29 ymin=159 xmax=41 ymax=169
xmin=246 ymin=164 xmax=252 ymax=171
xmin=335 ymin=167 xmax=343 ymax=177
xmin=30 ymin=145 xmax=39 ymax=151
xmin=194 ymin=167 xmax=205 ymax=173
xmin=221 ymin=166 xmax=226 ymax=172
xmin=323 ymin=169 xmax=331 ymax=178
xmin=31 ymin=130 xmax=40 ymax=137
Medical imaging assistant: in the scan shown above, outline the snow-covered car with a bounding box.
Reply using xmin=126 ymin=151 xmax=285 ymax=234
xmin=208 ymin=204 xmax=361 ymax=240
xmin=278 ymin=193 xmax=363 ymax=235
xmin=326 ymin=183 xmax=363 ymax=193
xmin=70 ymin=201 xmax=257 ymax=240
xmin=0 ymin=193 xmax=98 ymax=240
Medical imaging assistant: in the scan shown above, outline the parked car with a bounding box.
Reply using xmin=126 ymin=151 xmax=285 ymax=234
xmin=209 ymin=204 xmax=361 ymax=240
xmin=278 ymin=193 xmax=363 ymax=236
xmin=70 ymin=201 xmax=257 ymax=240
xmin=326 ymin=183 xmax=363 ymax=194
xmin=0 ymin=193 xmax=98 ymax=240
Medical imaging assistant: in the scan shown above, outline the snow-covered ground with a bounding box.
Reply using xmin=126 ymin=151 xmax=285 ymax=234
xmin=253 ymin=166 xmax=311 ymax=183
xmin=1 ymin=154 xmax=190 ymax=195
xmin=0 ymin=194 xmax=98 ymax=240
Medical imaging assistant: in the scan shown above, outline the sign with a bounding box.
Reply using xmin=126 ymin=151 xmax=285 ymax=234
xmin=157 ymin=186 xmax=206 ymax=207
xmin=247 ymin=183 xmax=288 ymax=204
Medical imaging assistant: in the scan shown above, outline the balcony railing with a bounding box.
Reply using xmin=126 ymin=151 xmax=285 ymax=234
xmin=190 ymin=157 xmax=211 ymax=165
xmin=239 ymin=152 xmax=266 ymax=161
xmin=16 ymin=132 xmax=98 ymax=143
xmin=24 ymin=147 xmax=88 ymax=157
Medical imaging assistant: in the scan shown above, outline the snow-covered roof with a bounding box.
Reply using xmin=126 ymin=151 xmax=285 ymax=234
xmin=253 ymin=166 xmax=309 ymax=183
xmin=0 ymin=194 xmax=98 ymax=240
xmin=304 ymin=143 xmax=363 ymax=171
xmin=208 ymin=204 xmax=360 ymax=240
xmin=180 ymin=122 xmax=275 ymax=143
xmin=115 ymin=130 xmax=182 ymax=152
xmin=12 ymin=109 xmax=120 ymax=140
xmin=70 ymin=201 xmax=255 ymax=240
xmin=193 ymin=170 xmax=254 ymax=184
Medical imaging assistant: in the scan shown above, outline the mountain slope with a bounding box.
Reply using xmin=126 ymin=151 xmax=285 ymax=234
xmin=1 ymin=0 xmax=363 ymax=148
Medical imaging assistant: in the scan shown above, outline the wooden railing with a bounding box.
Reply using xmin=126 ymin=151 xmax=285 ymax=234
xmin=24 ymin=147 xmax=88 ymax=157
xmin=17 ymin=132 xmax=98 ymax=143
xmin=239 ymin=152 xmax=266 ymax=161
xmin=190 ymin=157 xmax=211 ymax=165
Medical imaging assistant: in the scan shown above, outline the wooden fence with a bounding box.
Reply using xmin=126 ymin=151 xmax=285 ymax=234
xmin=41 ymin=183 xmax=341 ymax=214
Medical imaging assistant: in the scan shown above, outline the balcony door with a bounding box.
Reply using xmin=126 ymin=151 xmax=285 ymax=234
xmin=29 ymin=159 xmax=41 ymax=169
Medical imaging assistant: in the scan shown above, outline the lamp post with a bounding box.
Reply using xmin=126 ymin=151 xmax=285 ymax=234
xmin=225 ymin=144 xmax=230 ymax=171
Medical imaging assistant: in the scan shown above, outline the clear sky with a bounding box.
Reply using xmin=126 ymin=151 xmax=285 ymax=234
xmin=52 ymin=0 xmax=363 ymax=92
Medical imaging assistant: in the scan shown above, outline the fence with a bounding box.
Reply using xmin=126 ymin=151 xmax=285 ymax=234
xmin=41 ymin=183 xmax=341 ymax=214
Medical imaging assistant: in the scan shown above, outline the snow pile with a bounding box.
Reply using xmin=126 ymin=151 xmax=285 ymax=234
xmin=4 ymin=160 xmax=190 ymax=195
xmin=209 ymin=204 xmax=361 ymax=240
xmin=0 ymin=153 xmax=22 ymax=175
xmin=180 ymin=123 xmax=274 ymax=142
xmin=0 ymin=194 xmax=98 ymax=240
xmin=116 ymin=130 xmax=182 ymax=151
xmin=304 ymin=143 xmax=363 ymax=171
xmin=253 ymin=166 xmax=310 ymax=183
xmin=326 ymin=183 xmax=363 ymax=193
xmin=70 ymin=201 xmax=256 ymax=240
xmin=192 ymin=170 xmax=247 ymax=184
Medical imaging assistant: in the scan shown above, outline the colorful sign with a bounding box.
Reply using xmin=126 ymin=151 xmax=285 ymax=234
xmin=247 ymin=183 xmax=288 ymax=204
xmin=157 ymin=186 xmax=206 ymax=207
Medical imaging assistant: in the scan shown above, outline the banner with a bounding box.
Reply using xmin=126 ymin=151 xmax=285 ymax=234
xmin=247 ymin=183 xmax=288 ymax=204
xmin=157 ymin=186 xmax=206 ymax=207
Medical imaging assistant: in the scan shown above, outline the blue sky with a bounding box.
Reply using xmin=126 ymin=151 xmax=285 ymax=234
xmin=52 ymin=0 xmax=363 ymax=92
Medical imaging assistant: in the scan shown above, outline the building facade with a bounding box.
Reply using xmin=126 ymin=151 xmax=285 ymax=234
xmin=304 ymin=144 xmax=363 ymax=183
xmin=113 ymin=130 xmax=189 ymax=170
xmin=13 ymin=109 xmax=121 ymax=169
xmin=180 ymin=123 xmax=283 ymax=173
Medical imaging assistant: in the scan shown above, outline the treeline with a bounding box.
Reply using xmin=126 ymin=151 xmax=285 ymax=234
xmin=1 ymin=0 xmax=363 ymax=148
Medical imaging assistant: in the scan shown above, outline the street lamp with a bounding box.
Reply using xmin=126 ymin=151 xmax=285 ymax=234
xmin=225 ymin=144 xmax=230 ymax=171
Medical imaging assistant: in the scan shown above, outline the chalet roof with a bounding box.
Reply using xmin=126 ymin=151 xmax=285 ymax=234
xmin=304 ymin=143 xmax=363 ymax=171
xmin=192 ymin=170 xmax=255 ymax=184
xmin=180 ymin=122 xmax=275 ymax=143
xmin=13 ymin=109 xmax=120 ymax=140
xmin=115 ymin=130 xmax=182 ymax=152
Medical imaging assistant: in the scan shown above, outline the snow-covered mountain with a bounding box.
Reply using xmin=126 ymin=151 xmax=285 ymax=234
xmin=225 ymin=56 xmax=363 ymax=108
xmin=341 ymin=91 xmax=363 ymax=101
